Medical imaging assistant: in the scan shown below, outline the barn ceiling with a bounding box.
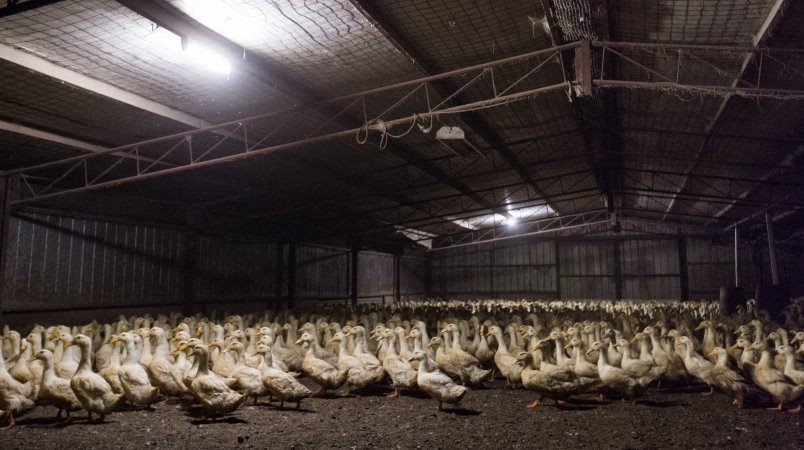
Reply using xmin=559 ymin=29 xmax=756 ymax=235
xmin=0 ymin=0 xmax=803 ymax=248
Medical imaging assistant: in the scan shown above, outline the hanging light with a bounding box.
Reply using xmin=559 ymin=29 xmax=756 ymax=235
xmin=181 ymin=36 xmax=231 ymax=75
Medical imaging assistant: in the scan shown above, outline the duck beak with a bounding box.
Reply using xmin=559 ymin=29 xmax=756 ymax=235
xmin=695 ymin=324 xmax=705 ymax=331
xmin=563 ymin=343 xmax=572 ymax=350
xmin=63 ymin=341 xmax=74 ymax=349
xmin=630 ymin=335 xmax=639 ymax=343
xmin=109 ymin=336 xmax=120 ymax=345
xmin=28 ymin=355 xmax=37 ymax=363
xmin=294 ymin=338 xmax=303 ymax=345
xmin=707 ymin=351 xmax=717 ymax=358
xmin=585 ymin=348 xmax=593 ymax=355
xmin=169 ymin=336 xmax=178 ymax=343
xmin=792 ymin=335 xmax=800 ymax=344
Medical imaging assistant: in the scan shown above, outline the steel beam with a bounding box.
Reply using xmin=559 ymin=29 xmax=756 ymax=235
xmin=0 ymin=44 xmax=209 ymax=129
xmin=708 ymin=144 xmax=804 ymax=224
xmin=650 ymin=0 xmax=789 ymax=220
xmin=766 ymin=211 xmax=780 ymax=285
xmin=346 ymin=0 xmax=564 ymax=214
xmin=0 ymin=0 xmax=63 ymax=18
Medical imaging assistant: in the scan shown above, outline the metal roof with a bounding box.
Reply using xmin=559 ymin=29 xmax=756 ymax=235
xmin=0 ymin=0 xmax=802 ymax=248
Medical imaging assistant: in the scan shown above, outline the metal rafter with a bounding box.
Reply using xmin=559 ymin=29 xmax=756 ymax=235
xmin=646 ymin=0 xmax=790 ymax=220
xmin=114 ymin=0 xmax=515 ymax=224
xmin=2 ymin=41 xmax=576 ymax=204
xmin=345 ymin=0 xmax=564 ymax=214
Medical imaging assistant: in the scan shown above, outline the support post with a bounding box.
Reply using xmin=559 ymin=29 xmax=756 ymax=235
xmin=677 ymin=231 xmax=689 ymax=301
xmin=182 ymin=213 xmax=198 ymax=317
xmin=613 ymin=239 xmax=623 ymax=300
xmin=274 ymin=243 xmax=284 ymax=310
xmin=287 ymin=240 xmax=296 ymax=309
xmin=0 ymin=176 xmax=18 ymax=319
xmin=350 ymin=238 xmax=360 ymax=307
xmin=733 ymin=225 xmax=739 ymax=287
xmin=425 ymin=252 xmax=433 ymax=298
xmin=554 ymin=239 xmax=562 ymax=299
xmin=765 ymin=211 xmax=780 ymax=285
xmin=394 ymin=253 xmax=401 ymax=303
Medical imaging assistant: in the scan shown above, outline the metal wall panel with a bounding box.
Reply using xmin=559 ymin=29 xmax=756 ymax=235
xmin=620 ymin=239 xmax=681 ymax=299
xmin=295 ymin=244 xmax=349 ymax=299
xmin=357 ymin=252 xmax=394 ymax=297
xmin=400 ymin=255 xmax=426 ymax=299
xmin=2 ymin=213 xmax=184 ymax=311
xmin=195 ymin=235 xmax=278 ymax=301
xmin=558 ymin=240 xmax=616 ymax=299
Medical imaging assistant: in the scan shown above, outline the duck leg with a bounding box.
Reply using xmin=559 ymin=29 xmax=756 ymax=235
xmin=526 ymin=399 xmax=541 ymax=408
xmin=702 ymin=386 xmax=714 ymax=396
xmin=0 ymin=412 xmax=14 ymax=430
xmin=438 ymin=401 xmax=443 ymax=411
xmin=56 ymin=408 xmax=63 ymax=420
xmin=387 ymin=386 xmax=400 ymax=398
xmin=767 ymin=403 xmax=784 ymax=411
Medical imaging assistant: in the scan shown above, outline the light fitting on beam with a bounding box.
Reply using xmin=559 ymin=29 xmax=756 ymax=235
xmin=181 ymin=36 xmax=231 ymax=75
xmin=436 ymin=126 xmax=485 ymax=158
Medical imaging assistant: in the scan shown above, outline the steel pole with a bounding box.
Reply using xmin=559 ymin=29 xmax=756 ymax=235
xmin=766 ymin=212 xmax=780 ymax=285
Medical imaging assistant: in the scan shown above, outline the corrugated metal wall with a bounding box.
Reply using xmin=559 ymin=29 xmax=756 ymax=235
xmin=558 ymin=241 xmax=617 ymax=299
xmin=429 ymin=235 xmax=803 ymax=300
xmin=357 ymin=251 xmax=394 ymax=300
xmin=400 ymin=255 xmax=427 ymax=300
xmin=2 ymin=213 xmax=184 ymax=312
xmin=296 ymin=244 xmax=349 ymax=299
xmin=620 ymin=239 xmax=681 ymax=299
xmin=195 ymin=235 xmax=279 ymax=301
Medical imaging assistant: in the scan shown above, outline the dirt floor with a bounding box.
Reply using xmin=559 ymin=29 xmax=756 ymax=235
xmin=4 ymin=378 xmax=802 ymax=449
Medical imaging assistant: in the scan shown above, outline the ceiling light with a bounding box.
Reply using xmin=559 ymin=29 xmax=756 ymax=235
xmin=436 ymin=126 xmax=484 ymax=158
xmin=181 ymin=38 xmax=231 ymax=75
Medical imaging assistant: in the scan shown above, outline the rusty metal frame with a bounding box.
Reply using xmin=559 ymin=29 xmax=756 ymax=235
xmin=2 ymin=43 xmax=577 ymax=205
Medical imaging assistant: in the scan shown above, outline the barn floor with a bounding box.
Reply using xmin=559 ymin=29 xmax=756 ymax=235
xmin=5 ymin=378 xmax=802 ymax=449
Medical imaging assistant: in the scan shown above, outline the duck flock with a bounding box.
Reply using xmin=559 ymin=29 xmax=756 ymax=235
xmin=1 ymin=298 xmax=804 ymax=429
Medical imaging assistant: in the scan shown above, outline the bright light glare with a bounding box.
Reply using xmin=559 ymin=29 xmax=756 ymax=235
xmin=183 ymin=42 xmax=231 ymax=75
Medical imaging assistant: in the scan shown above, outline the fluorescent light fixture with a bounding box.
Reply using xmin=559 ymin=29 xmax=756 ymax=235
xmin=436 ymin=126 xmax=484 ymax=158
xmin=182 ymin=39 xmax=231 ymax=75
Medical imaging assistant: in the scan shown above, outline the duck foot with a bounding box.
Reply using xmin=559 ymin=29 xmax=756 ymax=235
xmin=555 ymin=400 xmax=566 ymax=406
xmin=386 ymin=387 xmax=400 ymax=398
xmin=702 ymin=387 xmax=714 ymax=397
xmin=596 ymin=393 xmax=604 ymax=402
xmin=526 ymin=399 xmax=541 ymax=408
xmin=767 ymin=403 xmax=784 ymax=412
xmin=0 ymin=412 xmax=14 ymax=430
xmin=788 ymin=404 xmax=801 ymax=414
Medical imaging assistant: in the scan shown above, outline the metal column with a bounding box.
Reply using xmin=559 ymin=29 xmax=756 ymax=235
xmin=350 ymin=239 xmax=360 ymax=307
xmin=287 ymin=241 xmax=297 ymax=309
xmin=182 ymin=211 xmax=199 ymax=316
xmin=274 ymin=243 xmax=284 ymax=310
xmin=393 ymin=254 xmax=401 ymax=303
xmin=0 ymin=177 xmax=18 ymax=319
xmin=733 ymin=225 xmax=739 ymax=287
xmin=766 ymin=212 xmax=780 ymax=285
xmin=677 ymin=231 xmax=689 ymax=301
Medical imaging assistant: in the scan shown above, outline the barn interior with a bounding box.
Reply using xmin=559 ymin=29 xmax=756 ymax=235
xmin=1 ymin=1 xmax=803 ymax=448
